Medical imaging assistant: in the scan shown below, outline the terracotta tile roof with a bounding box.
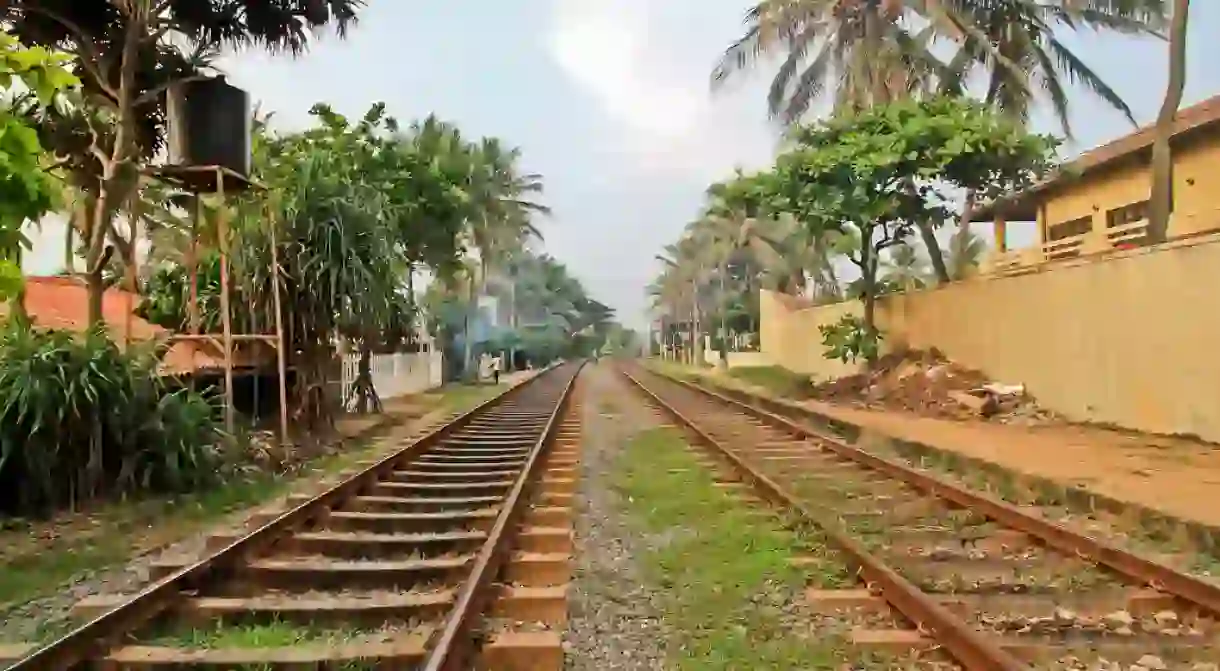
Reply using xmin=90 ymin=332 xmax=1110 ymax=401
xmin=8 ymin=276 xmax=224 ymax=376
xmin=972 ymin=94 xmax=1220 ymax=221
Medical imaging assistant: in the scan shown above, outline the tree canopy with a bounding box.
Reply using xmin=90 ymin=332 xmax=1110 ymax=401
xmin=0 ymin=30 xmax=78 ymax=301
xmin=649 ymin=96 xmax=1056 ymax=366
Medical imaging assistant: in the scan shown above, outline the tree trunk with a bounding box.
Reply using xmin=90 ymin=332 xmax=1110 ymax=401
xmin=85 ymin=265 xmax=105 ymax=328
xmin=717 ymin=262 xmax=729 ymax=370
xmin=351 ymin=346 xmax=382 ymax=415
xmin=508 ymin=272 xmax=518 ymax=372
xmin=917 ymin=219 xmax=951 ymax=285
xmin=858 ymin=241 xmax=879 ymax=370
xmin=462 ymin=310 xmax=474 ymax=381
xmin=691 ymin=279 xmax=704 ymax=366
xmin=463 ymin=277 xmax=477 ymax=382
xmin=1148 ymin=0 xmax=1190 ymax=244
xmin=746 ymin=272 xmax=756 ymax=334
xmin=862 ymin=283 xmax=878 ymax=366
xmin=82 ymin=14 xmax=143 ymax=331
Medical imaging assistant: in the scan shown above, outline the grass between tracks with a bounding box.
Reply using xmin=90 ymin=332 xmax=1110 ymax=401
xmin=0 ymin=382 xmax=510 ymax=623
xmin=614 ymin=426 xmax=857 ymax=670
xmin=136 ymin=619 xmax=388 ymax=670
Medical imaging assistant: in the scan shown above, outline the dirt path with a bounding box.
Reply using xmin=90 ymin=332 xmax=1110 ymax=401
xmin=564 ymin=364 xmax=668 ymax=671
xmin=689 ymin=365 xmax=1220 ymax=531
xmin=807 ymin=399 xmax=1220 ymax=529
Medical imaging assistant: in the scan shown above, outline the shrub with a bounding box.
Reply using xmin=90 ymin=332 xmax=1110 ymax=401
xmin=818 ymin=314 xmax=883 ymax=364
xmin=0 ymin=321 xmax=225 ymax=516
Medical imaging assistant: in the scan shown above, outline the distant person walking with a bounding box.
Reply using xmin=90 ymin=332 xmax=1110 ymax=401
xmin=491 ymin=354 xmax=502 ymax=384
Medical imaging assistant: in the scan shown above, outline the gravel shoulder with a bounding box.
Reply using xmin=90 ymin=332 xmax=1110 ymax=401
xmin=564 ymin=365 xmax=669 ymax=671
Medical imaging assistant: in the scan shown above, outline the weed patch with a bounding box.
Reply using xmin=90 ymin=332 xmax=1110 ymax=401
xmin=613 ymin=427 xmax=853 ymax=670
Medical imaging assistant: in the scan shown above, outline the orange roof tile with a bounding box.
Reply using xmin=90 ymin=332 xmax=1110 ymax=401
xmin=10 ymin=276 xmax=224 ymax=376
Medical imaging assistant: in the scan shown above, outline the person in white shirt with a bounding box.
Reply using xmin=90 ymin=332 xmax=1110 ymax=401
xmin=491 ymin=354 xmax=502 ymax=384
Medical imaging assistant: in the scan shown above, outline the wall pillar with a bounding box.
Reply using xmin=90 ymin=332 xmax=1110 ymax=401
xmin=993 ymin=216 xmax=1008 ymax=252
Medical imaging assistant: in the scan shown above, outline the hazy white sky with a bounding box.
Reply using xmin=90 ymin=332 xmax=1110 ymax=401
xmin=25 ymin=2 xmax=1220 ymax=329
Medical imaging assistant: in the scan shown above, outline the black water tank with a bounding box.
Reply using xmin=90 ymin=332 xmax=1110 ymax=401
xmin=167 ymin=76 xmax=251 ymax=177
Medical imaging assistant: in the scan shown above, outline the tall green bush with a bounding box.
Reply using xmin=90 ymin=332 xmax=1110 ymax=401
xmin=0 ymin=321 xmax=225 ymax=516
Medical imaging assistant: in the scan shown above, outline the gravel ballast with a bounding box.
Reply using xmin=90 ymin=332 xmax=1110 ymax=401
xmin=563 ymin=365 xmax=668 ymax=670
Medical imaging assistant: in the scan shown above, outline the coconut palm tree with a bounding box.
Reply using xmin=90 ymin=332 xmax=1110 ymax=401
xmin=654 ymin=238 xmax=710 ymax=365
xmin=946 ymin=226 xmax=988 ymax=280
xmin=880 ymin=241 xmax=929 ymax=291
xmin=461 ymin=138 xmax=548 ymax=378
xmin=713 ymin=0 xmax=1167 ymax=283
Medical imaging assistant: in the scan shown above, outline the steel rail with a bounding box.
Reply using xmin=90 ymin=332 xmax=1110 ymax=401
xmin=421 ymin=360 xmax=584 ymax=671
xmin=10 ymin=364 xmax=568 ymax=671
xmin=619 ymin=365 xmax=1027 ymax=671
xmin=647 ymin=365 xmax=1220 ymax=619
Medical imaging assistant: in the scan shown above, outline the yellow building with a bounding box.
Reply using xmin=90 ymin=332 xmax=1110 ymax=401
xmin=973 ymin=95 xmax=1220 ymax=274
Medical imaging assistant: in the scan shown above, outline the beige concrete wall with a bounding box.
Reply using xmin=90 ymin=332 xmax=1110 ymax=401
xmin=759 ymin=290 xmax=866 ymax=381
xmin=703 ymin=349 xmax=772 ymax=368
xmin=760 ymin=233 xmax=1220 ymax=442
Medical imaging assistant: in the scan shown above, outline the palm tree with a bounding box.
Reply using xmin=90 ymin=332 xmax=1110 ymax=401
xmin=689 ymin=215 xmax=740 ymax=368
xmin=946 ymin=226 xmax=988 ymax=280
xmin=713 ymin=0 xmax=1167 ymax=283
xmin=880 ymin=242 xmax=929 ymax=291
xmin=936 ymin=1 xmax=1163 ymax=242
xmin=462 ymin=139 xmax=548 ymax=379
xmin=1148 ymin=0 xmax=1189 ymax=243
xmin=756 ymin=213 xmax=843 ymax=300
xmin=654 ymin=238 xmax=709 ymax=365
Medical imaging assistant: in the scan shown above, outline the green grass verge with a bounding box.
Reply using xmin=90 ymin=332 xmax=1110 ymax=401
xmin=725 ymin=365 xmax=815 ymax=400
xmin=0 ymin=382 xmax=503 ymax=619
xmin=614 ymin=427 xmax=858 ymax=670
xmin=429 ymin=380 xmax=509 ymax=412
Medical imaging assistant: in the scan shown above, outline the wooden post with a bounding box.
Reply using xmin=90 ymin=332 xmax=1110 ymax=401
xmin=216 ymin=169 xmax=236 ymax=435
xmin=269 ymin=206 xmax=290 ymax=444
xmin=187 ymin=197 xmax=200 ymax=335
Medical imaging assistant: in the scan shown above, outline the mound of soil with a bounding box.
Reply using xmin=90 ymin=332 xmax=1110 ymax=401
xmin=812 ymin=349 xmax=1058 ymax=424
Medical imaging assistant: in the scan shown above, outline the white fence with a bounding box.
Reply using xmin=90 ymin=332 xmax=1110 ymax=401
xmin=340 ymin=350 xmax=444 ymax=405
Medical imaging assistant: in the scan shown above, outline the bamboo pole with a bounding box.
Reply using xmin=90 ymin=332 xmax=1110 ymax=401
xmin=217 ymin=169 xmax=236 ymax=434
xmin=269 ymin=204 xmax=290 ymax=444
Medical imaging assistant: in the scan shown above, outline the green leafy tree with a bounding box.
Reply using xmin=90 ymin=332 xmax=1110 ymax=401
xmin=760 ymin=97 xmax=1056 ymax=364
xmin=0 ymin=31 xmax=78 ymax=303
xmin=713 ymin=0 xmax=1164 ymax=283
xmin=5 ymin=0 xmax=362 ymax=327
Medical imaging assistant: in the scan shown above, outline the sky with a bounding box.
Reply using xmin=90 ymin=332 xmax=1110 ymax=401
xmin=24 ymin=1 xmax=1220 ymax=330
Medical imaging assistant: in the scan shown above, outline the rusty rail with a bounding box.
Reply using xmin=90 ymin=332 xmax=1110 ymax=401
xmin=618 ymin=365 xmax=1027 ymax=671
xmin=648 ymin=364 xmax=1220 ymax=619
xmin=421 ymin=360 xmax=583 ymax=670
xmin=9 ymin=363 xmax=571 ymax=671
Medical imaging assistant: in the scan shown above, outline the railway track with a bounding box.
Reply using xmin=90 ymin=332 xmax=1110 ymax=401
xmin=1 ymin=361 xmax=584 ymax=671
xmin=621 ymin=363 xmax=1220 ymax=670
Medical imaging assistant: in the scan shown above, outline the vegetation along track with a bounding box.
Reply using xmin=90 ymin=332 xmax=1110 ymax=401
xmin=619 ymin=363 xmax=1220 ymax=671
xmin=1 ymin=361 xmax=585 ymax=671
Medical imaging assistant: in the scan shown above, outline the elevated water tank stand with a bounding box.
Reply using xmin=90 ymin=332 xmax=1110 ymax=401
xmin=144 ymin=164 xmax=290 ymax=444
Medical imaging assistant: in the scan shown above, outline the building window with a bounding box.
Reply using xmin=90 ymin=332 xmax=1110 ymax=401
xmin=1105 ymin=199 xmax=1150 ymax=247
xmin=1106 ymin=200 xmax=1149 ymax=228
xmin=1046 ymin=215 xmax=1092 ymax=241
